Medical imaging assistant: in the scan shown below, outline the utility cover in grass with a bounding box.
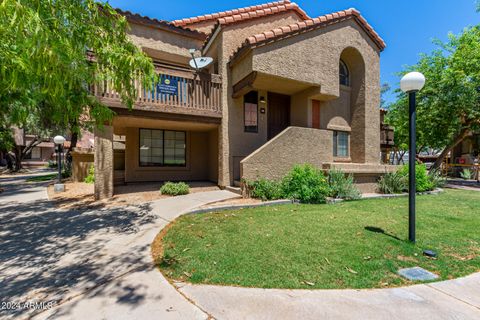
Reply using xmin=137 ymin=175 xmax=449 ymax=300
xmin=398 ymin=267 xmax=439 ymax=281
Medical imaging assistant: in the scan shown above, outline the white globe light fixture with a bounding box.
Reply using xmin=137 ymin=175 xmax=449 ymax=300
xmin=400 ymin=72 xmax=426 ymax=93
xmin=54 ymin=135 xmax=66 ymax=145
xmin=53 ymin=135 xmax=66 ymax=191
xmin=400 ymin=71 xmax=426 ymax=243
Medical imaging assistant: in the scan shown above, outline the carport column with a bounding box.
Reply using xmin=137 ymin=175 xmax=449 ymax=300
xmin=94 ymin=125 xmax=114 ymax=200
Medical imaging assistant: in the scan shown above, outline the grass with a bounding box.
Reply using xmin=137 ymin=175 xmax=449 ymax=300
xmin=156 ymin=189 xmax=480 ymax=289
xmin=26 ymin=173 xmax=58 ymax=182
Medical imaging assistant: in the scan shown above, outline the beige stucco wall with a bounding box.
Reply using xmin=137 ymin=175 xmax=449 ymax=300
xmin=241 ymin=126 xmax=333 ymax=181
xmin=320 ymin=86 xmax=351 ymax=131
xmin=71 ymin=150 xmax=94 ymax=182
xmin=226 ymin=19 xmax=381 ymax=182
xmin=248 ymin=20 xmax=380 ymax=164
xmin=213 ymin=12 xmax=304 ymax=185
xmin=124 ymin=127 xmax=215 ymax=183
xmin=128 ymin=23 xmax=203 ymax=64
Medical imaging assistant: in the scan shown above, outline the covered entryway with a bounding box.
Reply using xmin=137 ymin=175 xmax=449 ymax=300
xmin=268 ymin=92 xmax=290 ymax=140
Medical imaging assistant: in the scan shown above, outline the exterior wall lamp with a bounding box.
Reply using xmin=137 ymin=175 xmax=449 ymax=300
xmin=53 ymin=135 xmax=66 ymax=192
xmin=400 ymin=72 xmax=426 ymax=243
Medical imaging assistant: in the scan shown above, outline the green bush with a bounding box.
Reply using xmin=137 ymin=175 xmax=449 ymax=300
xmin=377 ymin=171 xmax=407 ymax=194
xmin=378 ymin=163 xmax=441 ymax=194
xmin=245 ymin=178 xmax=283 ymax=201
xmin=160 ymin=182 xmax=190 ymax=196
xmin=328 ymin=168 xmax=361 ymax=200
xmin=84 ymin=165 xmax=95 ymax=184
xmin=46 ymin=160 xmax=57 ymax=168
xmin=398 ymin=163 xmax=434 ymax=192
xmin=281 ymin=164 xmax=330 ymax=204
xmin=460 ymin=168 xmax=473 ymax=180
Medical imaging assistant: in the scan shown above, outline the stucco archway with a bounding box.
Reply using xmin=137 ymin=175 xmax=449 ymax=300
xmin=340 ymin=47 xmax=366 ymax=163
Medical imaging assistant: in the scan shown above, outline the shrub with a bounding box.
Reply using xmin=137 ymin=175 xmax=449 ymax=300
xmin=281 ymin=164 xmax=330 ymax=204
xmin=84 ymin=165 xmax=95 ymax=184
xmin=460 ymin=168 xmax=473 ymax=180
xmin=378 ymin=163 xmax=441 ymax=194
xmin=46 ymin=160 xmax=57 ymax=168
xmin=398 ymin=163 xmax=434 ymax=192
xmin=160 ymin=182 xmax=190 ymax=196
xmin=328 ymin=168 xmax=361 ymax=200
xmin=377 ymin=171 xmax=407 ymax=194
xmin=429 ymin=169 xmax=446 ymax=188
xmin=245 ymin=178 xmax=283 ymax=201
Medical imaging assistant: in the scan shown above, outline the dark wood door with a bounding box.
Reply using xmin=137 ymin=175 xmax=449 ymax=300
xmin=268 ymin=92 xmax=291 ymax=140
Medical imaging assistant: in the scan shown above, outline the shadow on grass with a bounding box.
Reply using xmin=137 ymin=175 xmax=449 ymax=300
xmin=365 ymin=226 xmax=402 ymax=241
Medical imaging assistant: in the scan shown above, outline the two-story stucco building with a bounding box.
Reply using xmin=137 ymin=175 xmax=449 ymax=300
xmin=90 ymin=1 xmax=395 ymax=199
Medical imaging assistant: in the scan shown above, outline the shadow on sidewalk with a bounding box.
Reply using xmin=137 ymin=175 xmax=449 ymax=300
xmin=0 ymin=198 xmax=158 ymax=319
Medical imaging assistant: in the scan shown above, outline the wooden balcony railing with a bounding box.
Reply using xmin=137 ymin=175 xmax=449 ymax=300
xmin=94 ymin=71 xmax=222 ymax=118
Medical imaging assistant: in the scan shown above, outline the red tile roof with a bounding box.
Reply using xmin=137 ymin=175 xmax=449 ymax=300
xmin=202 ymin=2 xmax=309 ymax=52
xmin=230 ymin=8 xmax=386 ymax=64
xmin=115 ymin=8 xmax=207 ymax=40
xmin=172 ymin=0 xmax=308 ymax=27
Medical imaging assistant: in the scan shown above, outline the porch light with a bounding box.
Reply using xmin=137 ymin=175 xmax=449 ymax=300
xmin=54 ymin=135 xmax=66 ymax=192
xmin=400 ymin=71 xmax=426 ymax=243
xmin=259 ymin=96 xmax=266 ymax=104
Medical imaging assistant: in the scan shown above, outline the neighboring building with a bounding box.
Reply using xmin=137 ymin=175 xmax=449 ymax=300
xmin=12 ymin=128 xmax=57 ymax=167
xmin=452 ymin=133 xmax=480 ymax=165
xmin=89 ymin=1 xmax=396 ymax=199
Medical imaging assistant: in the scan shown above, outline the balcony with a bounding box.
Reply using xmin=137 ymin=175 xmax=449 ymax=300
xmin=94 ymin=71 xmax=222 ymax=119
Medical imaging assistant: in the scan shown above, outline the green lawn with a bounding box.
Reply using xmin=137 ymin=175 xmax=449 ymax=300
xmin=156 ymin=190 xmax=480 ymax=289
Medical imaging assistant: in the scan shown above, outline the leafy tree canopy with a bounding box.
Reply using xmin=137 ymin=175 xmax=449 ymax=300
xmin=0 ymin=0 xmax=155 ymax=132
xmin=386 ymin=25 xmax=480 ymax=168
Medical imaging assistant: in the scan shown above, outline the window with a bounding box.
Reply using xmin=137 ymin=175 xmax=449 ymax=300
xmin=31 ymin=147 xmax=41 ymax=159
xmin=339 ymin=60 xmax=350 ymax=86
xmin=244 ymin=91 xmax=258 ymax=133
xmin=139 ymin=129 xmax=186 ymax=167
xmin=333 ymin=131 xmax=349 ymax=157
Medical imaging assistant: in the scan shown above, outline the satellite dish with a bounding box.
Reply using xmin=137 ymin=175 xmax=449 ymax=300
xmin=189 ymin=57 xmax=213 ymax=70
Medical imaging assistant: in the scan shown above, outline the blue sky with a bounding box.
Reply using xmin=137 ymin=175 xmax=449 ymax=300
xmin=108 ymin=0 xmax=479 ymax=103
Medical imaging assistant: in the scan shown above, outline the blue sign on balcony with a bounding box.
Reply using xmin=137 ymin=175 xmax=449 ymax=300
xmin=157 ymin=75 xmax=178 ymax=95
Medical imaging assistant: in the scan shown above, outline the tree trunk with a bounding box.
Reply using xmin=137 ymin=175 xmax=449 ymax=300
xmin=14 ymin=146 xmax=22 ymax=171
xmin=431 ymin=128 xmax=472 ymax=171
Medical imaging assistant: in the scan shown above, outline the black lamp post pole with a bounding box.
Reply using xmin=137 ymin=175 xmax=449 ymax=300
xmin=57 ymin=144 xmax=62 ymax=184
xmin=408 ymin=91 xmax=417 ymax=243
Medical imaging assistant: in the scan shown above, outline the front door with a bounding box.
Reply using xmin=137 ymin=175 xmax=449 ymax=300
xmin=268 ymin=92 xmax=291 ymax=140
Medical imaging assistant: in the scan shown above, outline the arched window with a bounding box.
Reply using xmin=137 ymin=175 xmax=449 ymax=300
xmin=339 ymin=60 xmax=350 ymax=86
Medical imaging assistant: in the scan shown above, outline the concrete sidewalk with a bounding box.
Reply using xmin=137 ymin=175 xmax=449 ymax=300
xmin=34 ymin=190 xmax=239 ymax=320
xmin=0 ymin=175 xmax=238 ymax=320
xmin=178 ymin=272 xmax=480 ymax=320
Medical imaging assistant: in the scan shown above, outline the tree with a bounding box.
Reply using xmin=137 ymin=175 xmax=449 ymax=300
xmin=386 ymin=26 xmax=480 ymax=170
xmin=0 ymin=0 xmax=155 ymax=170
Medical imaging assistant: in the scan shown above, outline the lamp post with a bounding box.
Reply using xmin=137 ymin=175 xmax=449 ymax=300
xmin=53 ymin=135 xmax=66 ymax=192
xmin=400 ymin=72 xmax=426 ymax=243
